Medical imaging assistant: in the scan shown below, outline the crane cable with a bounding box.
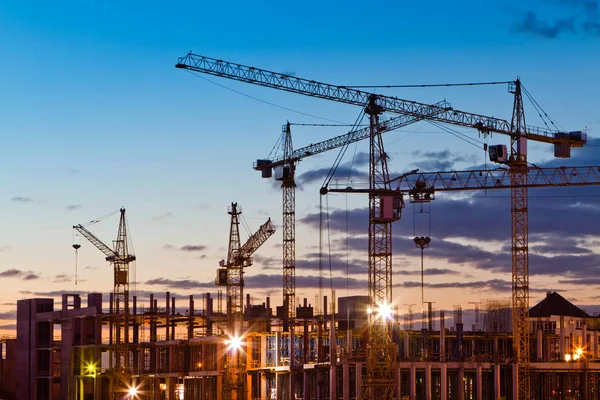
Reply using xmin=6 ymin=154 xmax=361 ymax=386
xmin=321 ymin=110 xmax=366 ymax=190
xmin=183 ymin=69 xmax=349 ymax=124
xmin=82 ymin=209 xmax=120 ymax=226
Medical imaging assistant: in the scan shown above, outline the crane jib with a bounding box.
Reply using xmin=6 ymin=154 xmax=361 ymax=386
xmin=176 ymin=53 xmax=585 ymax=146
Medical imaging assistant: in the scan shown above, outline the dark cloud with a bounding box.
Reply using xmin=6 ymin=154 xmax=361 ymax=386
xmin=395 ymin=278 xmax=512 ymax=292
xmin=295 ymin=252 xmax=366 ymax=275
xmin=0 ymin=324 xmax=16 ymax=330
xmin=513 ymin=11 xmax=576 ymax=38
xmin=66 ymin=204 xmax=82 ymax=211
xmin=558 ymin=277 xmax=600 ymax=285
xmin=245 ymin=274 xmax=368 ymax=290
xmin=53 ymin=274 xmax=71 ymax=283
xmin=0 ymin=269 xmax=24 ymax=278
xmin=145 ymin=277 xmax=211 ymax=289
xmin=0 ymin=311 xmax=16 ymax=320
xmin=296 ymin=166 xmax=368 ymax=188
xmin=396 ymin=268 xmax=461 ymax=276
xmin=11 ymin=196 xmax=33 ymax=202
xmin=180 ymin=245 xmax=207 ymax=252
xmin=0 ymin=269 xmax=40 ymax=280
xmin=513 ymin=0 xmax=600 ymax=38
xmin=410 ymin=150 xmax=475 ymax=171
xmin=163 ymin=245 xmax=174 ymax=250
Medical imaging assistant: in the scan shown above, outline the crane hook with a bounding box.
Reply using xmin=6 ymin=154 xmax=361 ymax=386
xmin=72 ymin=244 xmax=81 ymax=285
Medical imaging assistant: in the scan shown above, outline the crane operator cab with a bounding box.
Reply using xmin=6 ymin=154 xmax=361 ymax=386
xmin=378 ymin=195 xmax=404 ymax=222
xmin=489 ymin=144 xmax=508 ymax=164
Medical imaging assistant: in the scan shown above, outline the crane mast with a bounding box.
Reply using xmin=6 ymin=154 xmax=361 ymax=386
xmin=509 ymin=80 xmax=531 ymax=399
xmin=73 ymin=208 xmax=136 ymax=393
xmin=281 ymin=123 xmax=296 ymax=331
xmin=218 ymin=203 xmax=275 ymax=400
xmin=363 ymin=98 xmax=401 ymax=398
xmin=177 ymin=52 xmax=587 ymax=400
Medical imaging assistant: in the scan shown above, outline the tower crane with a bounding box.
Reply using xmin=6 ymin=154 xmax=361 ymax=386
xmin=73 ymin=208 xmax=136 ymax=393
xmin=254 ymin=106 xmax=448 ymax=331
xmin=216 ymin=202 xmax=275 ymax=400
xmin=176 ymin=52 xmax=586 ymax=399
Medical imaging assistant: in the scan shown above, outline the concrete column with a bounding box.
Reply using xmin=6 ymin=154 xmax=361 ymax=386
xmin=494 ymin=364 xmax=501 ymax=400
xmin=426 ymin=363 xmax=432 ymax=400
xmin=404 ymin=331 xmax=410 ymax=359
xmin=594 ymin=331 xmax=599 ymax=358
xmin=440 ymin=310 xmax=446 ymax=362
xmin=440 ymin=364 xmax=447 ymax=400
xmin=397 ymin=365 xmax=402 ymax=399
xmin=356 ymin=362 xmax=363 ymax=397
xmin=537 ymin=329 xmax=543 ymax=361
xmin=247 ymin=374 xmax=252 ymax=400
xmin=217 ymin=374 xmax=223 ymax=400
xmin=316 ymin=369 xmax=323 ymax=400
xmin=290 ymin=328 xmax=295 ymax=400
xmin=303 ymin=370 xmax=311 ymax=400
xmin=261 ymin=335 xmax=267 ymax=368
xmin=343 ymin=362 xmax=350 ymax=400
xmin=410 ymin=364 xmax=417 ymax=400
xmin=329 ymin=361 xmax=337 ymax=400
xmin=329 ymin=321 xmax=337 ymax=400
xmin=476 ymin=364 xmax=482 ymax=400
xmin=583 ymin=323 xmax=588 ymax=356
xmin=166 ymin=291 xmax=170 ymax=340
xmin=560 ymin=315 xmax=565 ymax=360
xmin=458 ymin=366 xmax=465 ymax=400
xmin=167 ymin=377 xmax=175 ymax=400
xmin=261 ymin=372 xmax=268 ymax=400
xmin=512 ymin=364 xmax=518 ymax=400
xmin=276 ymin=331 xmax=281 ymax=367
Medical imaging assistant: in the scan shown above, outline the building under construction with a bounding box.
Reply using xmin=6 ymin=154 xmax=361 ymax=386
xmin=3 ymin=53 xmax=599 ymax=400
xmin=8 ymin=290 xmax=600 ymax=400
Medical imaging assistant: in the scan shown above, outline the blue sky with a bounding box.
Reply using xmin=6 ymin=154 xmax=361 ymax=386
xmin=0 ymin=0 xmax=599 ymax=331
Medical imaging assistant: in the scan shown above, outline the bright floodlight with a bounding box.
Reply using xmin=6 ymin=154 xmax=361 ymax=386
xmin=128 ymin=386 xmax=138 ymax=397
xmin=376 ymin=302 xmax=394 ymax=321
xmin=576 ymin=347 xmax=584 ymax=356
xmin=565 ymin=354 xmax=572 ymax=361
xmin=227 ymin=335 xmax=243 ymax=351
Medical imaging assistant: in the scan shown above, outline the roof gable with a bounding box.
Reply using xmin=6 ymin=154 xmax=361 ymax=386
xmin=529 ymin=292 xmax=588 ymax=318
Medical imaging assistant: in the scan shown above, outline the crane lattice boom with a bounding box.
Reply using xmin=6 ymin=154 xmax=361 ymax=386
xmin=73 ymin=224 xmax=117 ymax=260
xmin=176 ymin=53 xmax=585 ymax=147
xmin=238 ymin=218 xmax=275 ymax=262
xmin=254 ymin=101 xmax=450 ymax=171
xmin=327 ymin=166 xmax=600 ymax=193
